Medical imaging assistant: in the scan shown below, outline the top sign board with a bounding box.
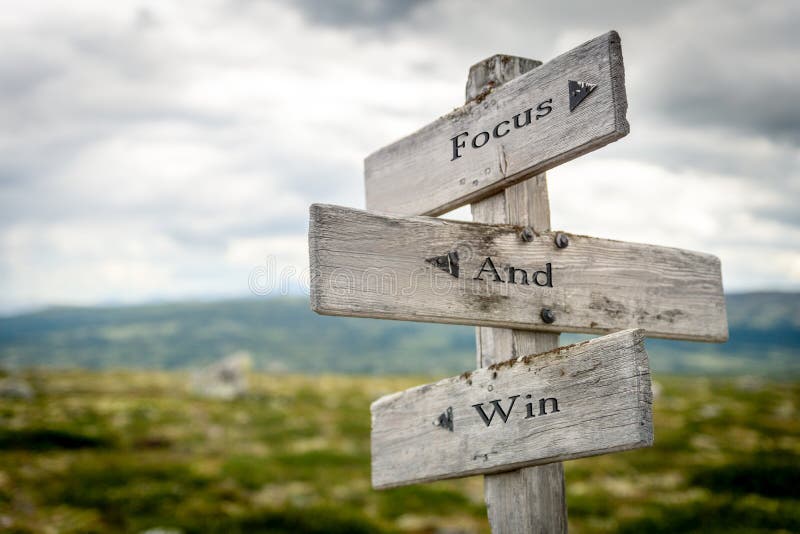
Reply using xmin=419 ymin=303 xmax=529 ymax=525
xmin=365 ymin=31 xmax=629 ymax=217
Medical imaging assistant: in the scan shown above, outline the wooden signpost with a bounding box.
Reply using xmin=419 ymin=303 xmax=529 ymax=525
xmin=307 ymin=30 xmax=728 ymax=532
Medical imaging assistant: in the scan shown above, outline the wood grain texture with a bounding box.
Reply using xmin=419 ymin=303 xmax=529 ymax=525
xmin=308 ymin=204 xmax=728 ymax=342
xmin=484 ymin=463 xmax=567 ymax=534
xmin=465 ymin=55 xmax=542 ymax=103
xmin=473 ymin=178 xmax=566 ymax=534
xmin=468 ymin=55 xmax=567 ymax=532
xmin=471 ymin=174 xmax=555 ymax=369
xmin=370 ymin=329 xmax=653 ymax=489
xmin=364 ymin=31 xmax=629 ymax=217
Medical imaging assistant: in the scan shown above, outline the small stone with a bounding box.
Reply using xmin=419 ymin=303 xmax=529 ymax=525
xmin=0 ymin=377 xmax=34 ymax=400
xmin=190 ymin=351 xmax=252 ymax=400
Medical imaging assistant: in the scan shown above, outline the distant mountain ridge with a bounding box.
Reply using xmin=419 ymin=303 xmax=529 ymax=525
xmin=0 ymin=293 xmax=797 ymax=376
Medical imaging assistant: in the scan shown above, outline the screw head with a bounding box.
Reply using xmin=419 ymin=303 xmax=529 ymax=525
xmin=554 ymin=233 xmax=569 ymax=249
xmin=540 ymin=308 xmax=556 ymax=324
xmin=520 ymin=227 xmax=535 ymax=242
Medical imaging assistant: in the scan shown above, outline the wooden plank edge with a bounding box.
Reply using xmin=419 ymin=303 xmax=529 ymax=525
xmin=369 ymin=329 xmax=641 ymax=411
xmin=311 ymin=305 xmax=727 ymax=343
xmin=307 ymin=203 xmax=324 ymax=314
xmin=608 ymin=30 xmax=630 ymax=138
xmin=632 ymin=329 xmax=655 ymax=448
xmin=372 ymin=436 xmax=652 ymax=490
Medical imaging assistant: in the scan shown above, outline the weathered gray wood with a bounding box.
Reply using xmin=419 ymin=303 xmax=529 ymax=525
xmin=472 ymin=174 xmax=555 ymax=369
xmin=308 ymin=204 xmax=728 ymax=342
xmin=473 ymin=176 xmax=566 ymax=533
xmin=467 ymin=54 xmax=567 ymax=531
xmin=370 ymin=329 xmax=653 ymax=489
xmin=365 ymin=31 xmax=629 ymax=217
xmin=465 ymin=55 xmax=542 ymax=103
xmin=484 ymin=463 xmax=567 ymax=534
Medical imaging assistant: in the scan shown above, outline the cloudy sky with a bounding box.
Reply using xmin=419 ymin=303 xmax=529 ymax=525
xmin=1 ymin=0 xmax=798 ymax=313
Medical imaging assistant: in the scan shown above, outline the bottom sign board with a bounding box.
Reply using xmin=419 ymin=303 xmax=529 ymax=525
xmin=371 ymin=329 xmax=653 ymax=489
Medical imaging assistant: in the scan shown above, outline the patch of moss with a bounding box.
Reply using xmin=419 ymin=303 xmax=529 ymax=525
xmin=377 ymin=484 xmax=476 ymax=519
xmin=0 ymin=428 xmax=112 ymax=451
xmin=618 ymin=496 xmax=800 ymax=533
xmin=690 ymin=453 xmax=800 ymax=498
xmin=179 ymin=505 xmax=389 ymax=534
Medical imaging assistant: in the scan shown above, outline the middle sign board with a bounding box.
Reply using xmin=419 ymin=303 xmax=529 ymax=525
xmin=309 ymin=204 xmax=728 ymax=342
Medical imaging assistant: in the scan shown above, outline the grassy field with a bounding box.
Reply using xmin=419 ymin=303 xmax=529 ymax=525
xmin=0 ymin=370 xmax=798 ymax=533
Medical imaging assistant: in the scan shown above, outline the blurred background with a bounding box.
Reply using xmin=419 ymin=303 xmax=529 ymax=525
xmin=0 ymin=1 xmax=798 ymax=532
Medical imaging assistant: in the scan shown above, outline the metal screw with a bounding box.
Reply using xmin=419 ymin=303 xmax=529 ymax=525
xmin=520 ymin=227 xmax=535 ymax=242
xmin=554 ymin=232 xmax=569 ymax=249
xmin=540 ymin=308 xmax=556 ymax=324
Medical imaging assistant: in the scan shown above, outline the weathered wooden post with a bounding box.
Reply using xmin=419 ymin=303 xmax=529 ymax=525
xmin=308 ymin=30 xmax=727 ymax=533
xmin=467 ymin=54 xmax=567 ymax=534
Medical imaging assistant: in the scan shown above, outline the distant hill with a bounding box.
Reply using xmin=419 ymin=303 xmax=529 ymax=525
xmin=0 ymin=293 xmax=798 ymax=376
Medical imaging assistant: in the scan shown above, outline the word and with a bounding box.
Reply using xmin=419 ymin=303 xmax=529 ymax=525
xmin=474 ymin=257 xmax=553 ymax=287
xmin=450 ymin=99 xmax=553 ymax=161
xmin=472 ymin=394 xmax=560 ymax=427
xmin=425 ymin=251 xmax=459 ymax=278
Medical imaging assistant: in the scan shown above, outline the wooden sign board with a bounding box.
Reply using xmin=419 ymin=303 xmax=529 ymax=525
xmin=365 ymin=31 xmax=629 ymax=217
xmin=309 ymin=204 xmax=728 ymax=342
xmin=371 ymin=329 xmax=652 ymax=489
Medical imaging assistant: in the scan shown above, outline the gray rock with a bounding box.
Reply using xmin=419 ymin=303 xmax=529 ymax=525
xmin=0 ymin=377 xmax=34 ymax=399
xmin=190 ymin=351 xmax=252 ymax=400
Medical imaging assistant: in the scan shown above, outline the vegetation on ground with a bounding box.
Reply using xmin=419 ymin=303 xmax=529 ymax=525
xmin=0 ymin=369 xmax=797 ymax=533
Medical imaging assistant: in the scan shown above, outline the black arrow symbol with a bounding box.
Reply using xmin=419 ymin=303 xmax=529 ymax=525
xmin=568 ymin=80 xmax=597 ymax=112
xmin=425 ymin=251 xmax=459 ymax=278
xmin=434 ymin=406 xmax=454 ymax=432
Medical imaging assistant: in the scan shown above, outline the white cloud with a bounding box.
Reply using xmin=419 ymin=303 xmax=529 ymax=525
xmin=548 ymin=157 xmax=799 ymax=291
xmin=0 ymin=0 xmax=798 ymax=313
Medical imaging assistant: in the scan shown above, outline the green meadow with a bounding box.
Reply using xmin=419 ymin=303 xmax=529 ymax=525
xmin=1 ymin=369 xmax=797 ymax=533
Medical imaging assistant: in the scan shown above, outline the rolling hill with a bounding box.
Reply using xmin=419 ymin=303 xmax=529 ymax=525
xmin=0 ymin=293 xmax=798 ymax=376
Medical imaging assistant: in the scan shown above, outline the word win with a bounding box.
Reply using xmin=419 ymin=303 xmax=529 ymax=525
xmin=472 ymin=394 xmax=560 ymax=426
